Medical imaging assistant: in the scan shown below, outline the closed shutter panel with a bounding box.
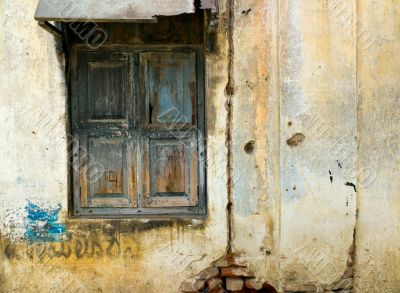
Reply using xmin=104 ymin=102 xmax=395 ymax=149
xmin=139 ymin=52 xmax=200 ymax=207
xmin=73 ymin=51 xmax=138 ymax=209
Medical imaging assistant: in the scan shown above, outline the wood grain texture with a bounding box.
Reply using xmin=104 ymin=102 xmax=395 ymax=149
xmin=71 ymin=46 xmax=204 ymax=216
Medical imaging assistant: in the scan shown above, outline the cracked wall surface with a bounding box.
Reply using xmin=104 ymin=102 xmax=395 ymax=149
xmin=1 ymin=0 xmax=400 ymax=292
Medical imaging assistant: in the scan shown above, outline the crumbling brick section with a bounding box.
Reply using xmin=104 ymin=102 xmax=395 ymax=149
xmin=180 ymin=253 xmax=355 ymax=293
xmin=179 ymin=254 xmax=277 ymax=293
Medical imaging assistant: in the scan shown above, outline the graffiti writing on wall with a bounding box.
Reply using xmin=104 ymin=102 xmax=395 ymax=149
xmin=4 ymin=236 xmax=137 ymax=261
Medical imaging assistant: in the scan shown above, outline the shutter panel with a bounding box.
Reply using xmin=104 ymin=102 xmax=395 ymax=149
xmin=139 ymin=51 xmax=199 ymax=208
xmin=141 ymin=132 xmax=199 ymax=208
xmin=140 ymin=52 xmax=197 ymax=128
xmin=73 ymin=51 xmax=138 ymax=210
xmin=76 ymin=51 xmax=134 ymax=128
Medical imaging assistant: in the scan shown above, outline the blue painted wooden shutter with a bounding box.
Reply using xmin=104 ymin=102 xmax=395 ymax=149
xmin=140 ymin=52 xmax=199 ymax=207
xmin=72 ymin=49 xmax=203 ymax=214
xmin=73 ymin=51 xmax=137 ymax=209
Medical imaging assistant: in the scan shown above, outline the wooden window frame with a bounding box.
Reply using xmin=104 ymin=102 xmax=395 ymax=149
xmin=70 ymin=44 xmax=206 ymax=218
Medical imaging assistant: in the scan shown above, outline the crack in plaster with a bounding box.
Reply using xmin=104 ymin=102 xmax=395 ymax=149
xmin=225 ymin=0 xmax=235 ymax=254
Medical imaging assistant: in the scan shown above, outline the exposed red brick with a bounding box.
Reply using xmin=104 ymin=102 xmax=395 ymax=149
xmin=221 ymin=267 xmax=254 ymax=277
xmin=195 ymin=267 xmax=219 ymax=280
xmin=226 ymin=277 xmax=244 ymax=291
xmin=180 ymin=255 xmax=279 ymax=293
xmin=208 ymin=277 xmax=224 ymax=292
xmin=245 ymin=278 xmax=263 ymax=290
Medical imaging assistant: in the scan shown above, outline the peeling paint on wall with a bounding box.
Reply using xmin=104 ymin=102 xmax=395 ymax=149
xmin=24 ymin=201 xmax=66 ymax=242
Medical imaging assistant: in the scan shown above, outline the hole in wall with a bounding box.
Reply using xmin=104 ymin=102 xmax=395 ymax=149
xmin=244 ymin=140 xmax=256 ymax=154
xmin=261 ymin=284 xmax=278 ymax=292
xmin=286 ymin=133 xmax=305 ymax=147
xmin=179 ymin=254 xmax=278 ymax=293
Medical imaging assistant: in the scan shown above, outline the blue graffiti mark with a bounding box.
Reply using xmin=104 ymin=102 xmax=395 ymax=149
xmin=24 ymin=201 xmax=66 ymax=242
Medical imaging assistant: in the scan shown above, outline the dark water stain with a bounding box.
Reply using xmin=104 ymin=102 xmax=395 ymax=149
xmin=345 ymin=182 xmax=357 ymax=192
xmin=67 ymin=218 xmax=205 ymax=237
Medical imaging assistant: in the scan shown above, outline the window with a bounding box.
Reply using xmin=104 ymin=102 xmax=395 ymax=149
xmin=70 ymin=44 xmax=205 ymax=217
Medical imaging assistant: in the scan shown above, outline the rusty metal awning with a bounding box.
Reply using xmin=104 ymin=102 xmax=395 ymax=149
xmin=35 ymin=0 xmax=218 ymax=23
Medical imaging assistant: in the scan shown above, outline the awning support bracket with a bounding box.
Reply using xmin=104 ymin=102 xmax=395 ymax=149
xmin=38 ymin=21 xmax=62 ymax=39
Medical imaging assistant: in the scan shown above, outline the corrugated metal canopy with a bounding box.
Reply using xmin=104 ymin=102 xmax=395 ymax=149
xmin=35 ymin=0 xmax=218 ymax=23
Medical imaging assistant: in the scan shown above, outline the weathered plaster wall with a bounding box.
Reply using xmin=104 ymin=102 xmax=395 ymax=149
xmin=229 ymin=0 xmax=358 ymax=291
xmin=355 ymin=1 xmax=400 ymax=292
xmin=1 ymin=0 xmax=400 ymax=292
xmin=226 ymin=0 xmax=400 ymax=291
xmin=229 ymin=0 xmax=281 ymax=286
xmin=0 ymin=0 xmax=228 ymax=292
xmin=0 ymin=0 xmax=68 ymax=239
xmin=278 ymin=0 xmax=357 ymax=290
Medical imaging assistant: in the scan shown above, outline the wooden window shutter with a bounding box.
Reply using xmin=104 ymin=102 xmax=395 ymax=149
xmin=71 ymin=47 xmax=205 ymax=217
xmin=140 ymin=52 xmax=200 ymax=208
xmin=73 ymin=51 xmax=138 ymax=210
